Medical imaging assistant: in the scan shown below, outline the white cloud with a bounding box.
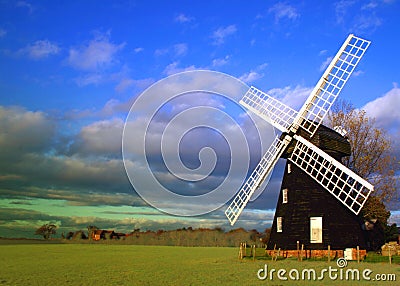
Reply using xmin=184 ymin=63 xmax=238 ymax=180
xmin=73 ymin=63 xmax=154 ymax=90
xmin=99 ymin=98 xmax=134 ymax=117
xmin=174 ymin=13 xmax=193 ymax=23
xmin=134 ymin=47 xmax=144 ymax=53
xmin=155 ymin=43 xmax=188 ymax=58
xmin=362 ymin=1 xmax=378 ymax=9
xmin=320 ymin=56 xmax=333 ymax=71
xmin=239 ymin=63 xmax=268 ymax=83
xmin=173 ymin=43 xmax=188 ymax=57
xmin=18 ymin=40 xmax=60 ymax=60
xmin=154 ymin=48 xmax=168 ymax=56
xmin=257 ymin=63 xmax=268 ymax=70
xmin=212 ymin=55 xmax=230 ymax=67
xmin=163 ymin=61 xmax=196 ymax=76
xmin=0 ymin=74 xmax=277 ymax=225
xmin=362 ymin=85 xmax=400 ymax=162
xmin=67 ymin=34 xmax=125 ymax=71
xmin=319 ymin=49 xmax=328 ymax=56
xmin=69 ymin=43 xmax=130 ymax=87
xmin=239 ymin=71 xmax=263 ymax=83
xmin=114 ymin=77 xmax=154 ymax=93
xmin=16 ymin=1 xmax=34 ymax=14
xmin=0 ymin=28 xmax=6 ymax=38
xmin=268 ymin=2 xmax=299 ymax=22
xmin=75 ymin=73 xmax=104 ymax=87
xmin=362 ymin=85 xmax=400 ymax=133
xmin=211 ymin=25 xmax=237 ymax=46
xmin=0 ymin=106 xmax=54 ymax=155
xmin=115 ymin=78 xmax=135 ymax=93
xmin=120 ymin=71 xmax=276 ymax=212
xmin=334 ymin=0 xmax=384 ymax=33
xmin=71 ymin=118 xmax=124 ymax=156
xmin=334 ymin=0 xmax=356 ymax=24
xmin=389 ymin=211 xmax=400 ymax=226
xmin=352 ymin=14 xmax=382 ymax=34
xmin=268 ymin=85 xmax=313 ymax=110
xmin=352 ymin=70 xmax=364 ymax=77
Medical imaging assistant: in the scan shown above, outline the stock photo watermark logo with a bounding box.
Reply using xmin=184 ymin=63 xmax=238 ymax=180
xmin=257 ymin=258 xmax=396 ymax=282
xmin=122 ymin=70 xmax=275 ymax=216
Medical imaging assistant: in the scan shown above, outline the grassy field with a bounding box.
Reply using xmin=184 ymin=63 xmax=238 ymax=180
xmin=0 ymin=243 xmax=399 ymax=285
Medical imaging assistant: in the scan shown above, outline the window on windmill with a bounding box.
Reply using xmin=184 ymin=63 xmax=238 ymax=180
xmin=287 ymin=163 xmax=292 ymax=174
xmin=310 ymin=217 xmax=323 ymax=243
xmin=277 ymin=217 xmax=283 ymax=232
xmin=282 ymin=189 xmax=288 ymax=204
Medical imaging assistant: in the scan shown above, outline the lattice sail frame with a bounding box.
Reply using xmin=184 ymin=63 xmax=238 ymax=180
xmin=225 ymin=34 xmax=373 ymax=226
xmin=240 ymin=34 xmax=371 ymax=136
xmin=294 ymin=34 xmax=370 ymax=136
xmin=290 ymin=135 xmax=373 ymax=215
xmin=240 ymin=87 xmax=297 ymax=133
xmin=225 ymin=135 xmax=291 ymax=226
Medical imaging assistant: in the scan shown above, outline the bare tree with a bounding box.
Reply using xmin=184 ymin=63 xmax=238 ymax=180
xmin=327 ymin=100 xmax=398 ymax=223
xmin=87 ymin=225 xmax=98 ymax=240
xmin=35 ymin=223 xmax=57 ymax=239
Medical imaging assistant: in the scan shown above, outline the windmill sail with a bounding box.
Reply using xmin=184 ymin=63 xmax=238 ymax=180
xmin=225 ymin=135 xmax=291 ymax=225
xmin=293 ymin=34 xmax=370 ymax=137
xmin=240 ymin=86 xmax=297 ymax=132
xmin=289 ymin=135 xmax=374 ymax=214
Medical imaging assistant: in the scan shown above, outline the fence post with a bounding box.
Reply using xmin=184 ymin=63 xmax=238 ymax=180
xmin=389 ymin=246 xmax=392 ymax=264
xmin=275 ymin=248 xmax=281 ymax=262
xmin=328 ymin=245 xmax=331 ymax=262
xmin=253 ymin=245 xmax=256 ymax=261
xmin=297 ymin=241 xmax=300 ymax=261
xmin=272 ymin=244 xmax=276 ymax=261
xmin=300 ymin=244 xmax=304 ymax=262
xmin=356 ymin=246 xmax=360 ymax=263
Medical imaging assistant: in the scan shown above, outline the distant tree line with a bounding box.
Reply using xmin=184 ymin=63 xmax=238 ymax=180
xmin=34 ymin=221 xmax=398 ymax=249
xmin=120 ymin=227 xmax=267 ymax=247
xmin=35 ymin=224 xmax=270 ymax=247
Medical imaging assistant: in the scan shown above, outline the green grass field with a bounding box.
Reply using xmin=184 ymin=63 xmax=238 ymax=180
xmin=1 ymin=243 xmax=399 ymax=285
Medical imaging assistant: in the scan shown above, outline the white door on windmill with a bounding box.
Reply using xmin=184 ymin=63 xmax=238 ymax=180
xmin=310 ymin=217 xmax=323 ymax=243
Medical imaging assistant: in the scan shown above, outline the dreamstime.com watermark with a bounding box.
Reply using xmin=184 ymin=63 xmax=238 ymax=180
xmin=257 ymin=258 xmax=396 ymax=282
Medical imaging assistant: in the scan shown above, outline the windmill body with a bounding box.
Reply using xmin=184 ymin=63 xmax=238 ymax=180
xmin=225 ymin=34 xmax=374 ymax=250
xmin=267 ymin=125 xmax=367 ymax=250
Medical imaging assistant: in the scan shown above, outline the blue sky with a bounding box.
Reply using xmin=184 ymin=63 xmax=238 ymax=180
xmin=0 ymin=0 xmax=399 ymax=238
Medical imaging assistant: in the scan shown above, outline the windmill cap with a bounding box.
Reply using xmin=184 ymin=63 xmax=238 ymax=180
xmin=333 ymin=125 xmax=348 ymax=137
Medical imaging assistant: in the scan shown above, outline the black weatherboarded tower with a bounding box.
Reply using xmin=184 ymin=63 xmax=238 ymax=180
xmin=267 ymin=125 xmax=367 ymax=250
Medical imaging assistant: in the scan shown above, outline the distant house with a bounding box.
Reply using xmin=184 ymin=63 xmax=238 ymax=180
xmin=65 ymin=230 xmax=87 ymax=240
xmin=104 ymin=230 xmax=115 ymax=240
xmin=92 ymin=230 xmax=104 ymax=241
xmin=72 ymin=230 xmax=87 ymax=240
xmin=91 ymin=229 xmax=125 ymax=240
xmin=115 ymin=232 xmax=126 ymax=239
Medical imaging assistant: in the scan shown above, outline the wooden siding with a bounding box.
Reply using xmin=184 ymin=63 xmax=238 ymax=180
xmin=282 ymin=124 xmax=351 ymax=158
xmin=267 ymin=124 xmax=366 ymax=250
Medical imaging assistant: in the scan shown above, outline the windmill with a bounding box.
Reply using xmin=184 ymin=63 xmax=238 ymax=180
xmin=225 ymin=34 xmax=373 ymax=249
